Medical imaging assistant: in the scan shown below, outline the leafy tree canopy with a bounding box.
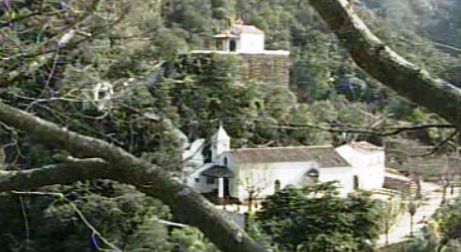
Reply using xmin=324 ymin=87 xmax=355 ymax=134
xmin=256 ymin=182 xmax=382 ymax=252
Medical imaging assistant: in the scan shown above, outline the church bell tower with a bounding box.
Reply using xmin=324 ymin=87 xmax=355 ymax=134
xmin=211 ymin=124 xmax=230 ymax=162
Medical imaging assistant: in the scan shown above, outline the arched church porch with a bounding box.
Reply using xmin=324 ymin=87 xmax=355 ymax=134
xmin=200 ymin=165 xmax=239 ymax=205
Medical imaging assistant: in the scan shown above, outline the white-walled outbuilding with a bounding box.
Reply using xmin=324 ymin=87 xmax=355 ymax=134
xmin=335 ymin=141 xmax=385 ymax=191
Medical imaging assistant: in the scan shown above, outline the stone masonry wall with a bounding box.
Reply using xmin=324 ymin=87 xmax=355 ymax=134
xmin=235 ymin=53 xmax=290 ymax=86
xmin=178 ymin=52 xmax=290 ymax=86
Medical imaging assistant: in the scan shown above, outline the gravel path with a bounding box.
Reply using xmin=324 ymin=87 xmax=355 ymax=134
xmin=377 ymin=183 xmax=459 ymax=246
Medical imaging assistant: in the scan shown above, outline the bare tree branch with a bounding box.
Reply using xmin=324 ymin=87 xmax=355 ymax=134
xmin=386 ymin=130 xmax=459 ymax=157
xmin=308 ymin=0 xmax=461 ymax=128
xmin=265 ymin=122 xmax=455 ymax=137
xmin=398 ymin=36 xmax=461 ymax=53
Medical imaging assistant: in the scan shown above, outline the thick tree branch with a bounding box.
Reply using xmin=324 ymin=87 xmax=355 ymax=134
xmin=0 ymin=101 xmax=267 ymax=252
xmin=309 ymin=0 xmax=461 ymax=128
xmin=0 ymin=158 xmax=113 ymax=191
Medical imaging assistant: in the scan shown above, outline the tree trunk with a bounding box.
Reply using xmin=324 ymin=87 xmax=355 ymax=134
xmin=248 ymin=190 xmax=254 ymax=213
xmin=441 ymin=180 xmax=450 ymax=205
xmin=415 ymin=176 xmax=422 ymax=200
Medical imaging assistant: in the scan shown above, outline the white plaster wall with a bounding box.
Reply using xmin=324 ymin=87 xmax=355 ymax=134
xmin=230 ymin=161 xmax=354 ymax=202
xmin=335 ymin=145 xmax=385 ymax=191
xmin=186 ymin=164 xmax=218 ymax=193
xmin=336 ymin=145 xmax=359 ymax=172
xmin=186 ymin=172 xmax=202 ymax=192
xmin=187 ymin=151 xmax=358 ymax=201
xmin=362 ymin=152 xmax=385 ymax=190
xmin=217 ymin=153 xmax=239 ymax=197
xmin=212 ymin=140 xmax=227 ymax=161
xmin=183 ymin=139 xmax=205 ymax=166
xmin=319 ymin=167 xmax=355 ymax=194
xmin=190 ymin=175 xmax=218 ymax=193
xmin=239 ymin=33 xmax=265 ymax=52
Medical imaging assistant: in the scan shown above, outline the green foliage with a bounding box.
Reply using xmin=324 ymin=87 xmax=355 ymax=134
xmin=2 ymin=0 xmax=461 ymax=251
xmin=163 ymin=54 xmax=333 ymax=147
xmin=403 ymin=238 xmax=438 ymax=252
xmin=433 ymin=197 xmax=461 ymax=251
xmin=0 ymin=183 xmax=175 ymax=252
xmin=170 ymin=227 xmax=220 ymax=252
xmin=256 ymin=182 xmax=381 ymax=252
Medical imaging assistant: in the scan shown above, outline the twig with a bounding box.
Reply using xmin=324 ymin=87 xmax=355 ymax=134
xmin=399 ymin=36 xmax=461 ymax=53
xmin=387 ymin=130 xmax=460 ymax=157
xmin=0 ymin=10 xmax=65 ymax=28
xmin=263 ymin=122 xmax=455 ymax=137
xmin=157 ymin=219 xmax=190 ymax=228
xmin=18 ymin=196 xmax=30 ymax=252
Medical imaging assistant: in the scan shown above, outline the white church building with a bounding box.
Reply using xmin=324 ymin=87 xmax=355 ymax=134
xmin=183 ymin=126 xmax=386 ymax=204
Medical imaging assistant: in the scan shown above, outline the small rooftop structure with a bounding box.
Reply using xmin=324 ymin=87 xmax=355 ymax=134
xmin=213 ymin=19 xmax=266 ymax=53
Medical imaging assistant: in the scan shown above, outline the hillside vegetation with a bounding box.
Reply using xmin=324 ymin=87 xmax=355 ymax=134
xmin=1 ymin=0 xmax=461 ymax=251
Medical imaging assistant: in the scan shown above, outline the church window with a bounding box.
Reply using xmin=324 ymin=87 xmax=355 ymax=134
xmin=274 ymin=180 xmax=281 ymax=191
xmin=304 ymin=168 xmax=319 ymax=186
xmin=305 ymin=168 xmax=319 ymax=178
xmin=354 ymin=175 xmax=359 ymax=190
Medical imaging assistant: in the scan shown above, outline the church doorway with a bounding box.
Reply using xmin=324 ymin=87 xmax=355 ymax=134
xmin=229 ymin=39 xmax=237 ymax=52
xmin=224 ymin=178 xmax=230 ymax=197
xmin=274 ymin=180 xmax=281 ymax=191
